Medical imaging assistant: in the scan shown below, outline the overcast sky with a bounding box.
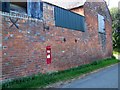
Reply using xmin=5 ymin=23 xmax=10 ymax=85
xmin=42 ymin=0 xmax=120 ymax=9
xmin=2 ymin=0 xmax=119 ymax=9
xmin=105 ymin=0 xmax=120 ymax=8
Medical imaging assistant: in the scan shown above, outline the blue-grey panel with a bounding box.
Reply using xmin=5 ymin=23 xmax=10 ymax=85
xmin=54 ymin=6 xmax=85 ymax=32
xmin=98 ymin=14 xmax=105 ymax=33
xmin=27 ymin=0 xmax=43 ymax=19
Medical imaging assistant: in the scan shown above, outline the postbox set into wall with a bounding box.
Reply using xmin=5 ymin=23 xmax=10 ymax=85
xmin=46 ymin=46 xmax=52 ymax=64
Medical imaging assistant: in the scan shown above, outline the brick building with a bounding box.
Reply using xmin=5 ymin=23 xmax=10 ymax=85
xmin=0 ymin=0 xmax=112 ymax=82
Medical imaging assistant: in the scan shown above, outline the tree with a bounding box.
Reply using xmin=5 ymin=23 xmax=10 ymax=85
xmin=110 ymin=7 xmax=120 ymax=52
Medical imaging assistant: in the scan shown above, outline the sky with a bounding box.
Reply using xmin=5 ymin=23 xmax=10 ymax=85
xmin=2 ymin=0 xmax=119 ymax=9
xmin=42 ymin=0 xmax=120 ymax=9
xmin=105 ymin=0 xmax=120 ymax=8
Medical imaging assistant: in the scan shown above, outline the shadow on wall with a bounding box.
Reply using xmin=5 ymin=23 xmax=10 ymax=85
xmin=10 ymin=4 xmax=27 ymax=14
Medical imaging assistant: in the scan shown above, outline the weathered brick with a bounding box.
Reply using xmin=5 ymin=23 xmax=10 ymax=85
xmin=1 ymin=1 xmax=112 ymax=81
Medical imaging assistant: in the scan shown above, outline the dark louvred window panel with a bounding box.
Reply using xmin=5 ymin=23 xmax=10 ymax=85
xmin=2 ymin=2 xmax=10 ymax=13
xmin=54 ymin=6 xmax=85 ymax=32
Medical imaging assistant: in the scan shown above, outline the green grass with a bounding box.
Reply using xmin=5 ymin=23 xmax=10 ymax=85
xmin=2 ymin=58 xmax=120 ymax=89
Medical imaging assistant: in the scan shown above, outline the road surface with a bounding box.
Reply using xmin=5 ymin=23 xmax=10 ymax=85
xmin=59 ymin=64 xmax=119 ymax=88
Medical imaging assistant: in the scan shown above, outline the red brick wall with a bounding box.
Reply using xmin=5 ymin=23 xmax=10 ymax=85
xmin=71 ymin=7 xmax=84 ymax=16
xmin=84 ymin=1 xmax=112 ymax=57
xmin=0 ymin=14 xmax=2 ymax=82
xmin=1 ymin=1 xmax=112 ymax=81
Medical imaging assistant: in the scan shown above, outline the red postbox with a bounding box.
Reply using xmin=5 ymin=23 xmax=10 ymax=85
xmin=46 ymin=46 xmax=51 ymax=64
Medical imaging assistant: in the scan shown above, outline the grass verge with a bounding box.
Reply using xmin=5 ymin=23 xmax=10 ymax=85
xmin=2 ymin=58 xmax=120 ymax=89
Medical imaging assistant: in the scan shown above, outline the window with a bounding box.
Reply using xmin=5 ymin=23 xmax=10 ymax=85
xmin=98 ymin=14 xmax=105 ymax=33
xmin=54 ymin=6 xmax=85 ymax=32
xmin=98 ymin=14 xmax=106 ymax=51
xmin=27 ymin=1 xmax=43 ymax=19
xmin=10 ymin=2 xmax=27 ymax=14
xmin=0 ymin=2 xmax=43 ymax=19
xmin=1 ymin=2 xmax=10 ymax=13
